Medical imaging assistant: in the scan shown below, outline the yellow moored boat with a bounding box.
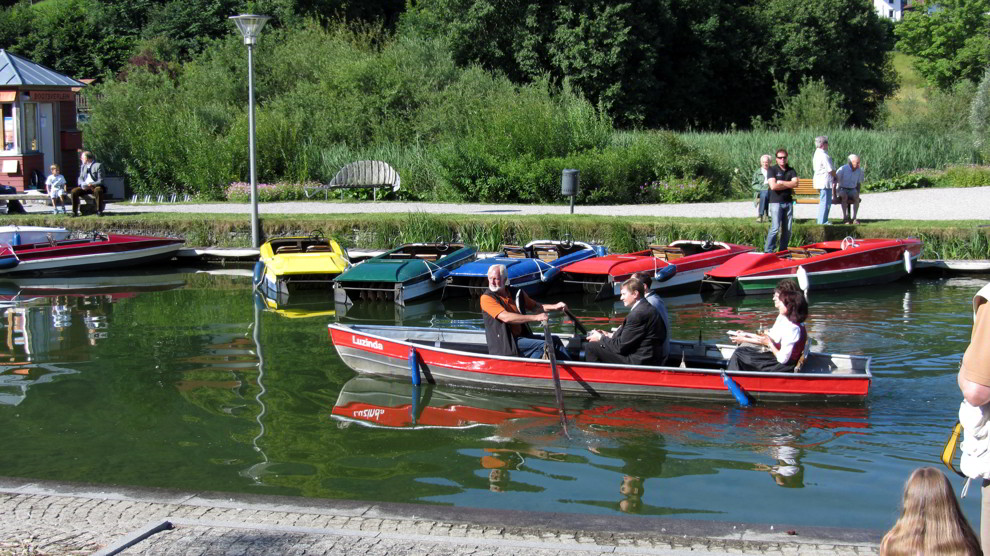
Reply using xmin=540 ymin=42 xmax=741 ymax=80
xmin=254 ymin=235 xmax=350 ymax=299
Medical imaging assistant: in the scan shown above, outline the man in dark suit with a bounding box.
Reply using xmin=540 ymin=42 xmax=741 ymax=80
xmin=585 ymin=277 xmax=666 ymax=365
xmin=70 ymin=151 xmax=105 ymax=216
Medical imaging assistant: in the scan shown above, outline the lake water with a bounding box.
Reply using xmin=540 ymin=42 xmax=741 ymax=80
xmin=0 ymin=269 xmax=985 ymax=532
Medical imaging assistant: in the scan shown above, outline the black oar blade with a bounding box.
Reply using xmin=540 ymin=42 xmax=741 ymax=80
xmin=544 ymin=323 xmax=570 ymax=437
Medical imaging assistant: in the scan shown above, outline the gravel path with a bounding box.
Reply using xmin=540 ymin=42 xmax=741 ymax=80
xmin=25 ymin=186 xmax=990 ymax=221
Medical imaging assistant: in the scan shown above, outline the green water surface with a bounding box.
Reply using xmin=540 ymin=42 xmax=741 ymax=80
xmin=0 ymin=270 xmax=983 ymax=531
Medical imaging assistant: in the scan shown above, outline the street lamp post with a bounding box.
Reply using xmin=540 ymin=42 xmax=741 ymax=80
xmin=229 ymin=14 xmax=271 ymax=249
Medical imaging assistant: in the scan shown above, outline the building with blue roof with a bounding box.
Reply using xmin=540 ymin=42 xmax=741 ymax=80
xmin=0 ymin=49 xmax=86 ymax=191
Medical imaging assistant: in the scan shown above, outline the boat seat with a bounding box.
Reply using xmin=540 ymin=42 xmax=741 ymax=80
xmin=418 ymin=254 xmax=439 ymax=262
xmin=390 ymin=253 xmax=414 ymax=259
xmin=788 ymin=248 xmax=811 ymax=259
xmin=306 ymin=245 xmax=333 ymax=252
xmin=650 ymin=245 xmax=684 ymax=261
xmin=533 ymin=245 xmax=559 ymax=262
xmin=276 ymin=246 xmax=303 ymax=254
xmin=503 ymin=245 xmax=527 ymax=259
xmin=806 ymin=248 xmax=827 ymax=257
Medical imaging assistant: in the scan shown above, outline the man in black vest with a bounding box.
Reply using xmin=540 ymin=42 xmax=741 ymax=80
xmin=763 ymin=148 xmax=799 ymax=253
xmin=70 ymin=151 xmax=106 ymax=217
xmin=585 ymin=277 xmax=665 ymax=365
xmin=481 ymin=264 xmax=570 ymax=359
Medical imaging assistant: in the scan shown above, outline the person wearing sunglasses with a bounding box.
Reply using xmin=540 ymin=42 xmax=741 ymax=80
xmin=764 ymin=149 xmax=799 ymax=253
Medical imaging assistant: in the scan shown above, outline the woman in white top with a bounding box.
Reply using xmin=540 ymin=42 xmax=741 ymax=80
xmin=727 ymin=279 xmax=808 ymax=373
xmin=45 ymin=164 xmax=67 ymax=214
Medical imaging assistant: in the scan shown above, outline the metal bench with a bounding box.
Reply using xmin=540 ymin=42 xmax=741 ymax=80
xmin=304 ymin=160 xmax=401 ymax=201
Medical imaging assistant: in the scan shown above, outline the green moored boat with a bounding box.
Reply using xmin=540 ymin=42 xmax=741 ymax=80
xmin=333 ymin=242 xmax=477 ymax=305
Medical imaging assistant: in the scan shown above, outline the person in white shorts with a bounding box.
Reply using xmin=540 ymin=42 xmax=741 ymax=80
xmin=45 ymin=164 xmax=67 ymax=214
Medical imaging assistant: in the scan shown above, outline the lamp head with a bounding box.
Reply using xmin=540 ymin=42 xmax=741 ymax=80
xmin=229 ymin=14 xmax=271 ymax=45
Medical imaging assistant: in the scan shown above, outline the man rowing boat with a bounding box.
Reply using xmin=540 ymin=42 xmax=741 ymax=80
xmin=481 ymin=264 xmax=570 ymax=360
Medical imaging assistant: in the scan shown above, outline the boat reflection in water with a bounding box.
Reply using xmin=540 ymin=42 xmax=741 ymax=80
xmin=0 ymin=270 xmax=187 ymax=405
xmin=255 ymin=289 xmax=336 ymax=320
xmin=331 ymin=375 xmax=870 ymax=512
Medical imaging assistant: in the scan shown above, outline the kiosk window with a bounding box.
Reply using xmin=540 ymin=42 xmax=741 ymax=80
xmin=23 ymin=102 xmax=38 ymax=152
xmin=2 ymin=104 xmax=13 ymax=152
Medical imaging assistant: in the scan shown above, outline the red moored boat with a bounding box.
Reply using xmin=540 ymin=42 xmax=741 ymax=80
xmin=328 ymin=324 xmax=872 ymax=402
xmin=0 ymin=234 xmax=184 ymax=275
xmin=558 ymin=240 xmax=755 ymax=299
xmin=700 ymin=237 xmax=922 ymax=297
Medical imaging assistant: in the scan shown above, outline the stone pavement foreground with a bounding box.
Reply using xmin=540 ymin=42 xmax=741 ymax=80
xmin=0 ymin=477 xmax=880 ymax=556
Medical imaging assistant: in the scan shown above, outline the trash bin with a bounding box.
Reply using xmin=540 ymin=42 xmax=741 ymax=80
xmin=103 ymin=176 xmax=125 ymax=200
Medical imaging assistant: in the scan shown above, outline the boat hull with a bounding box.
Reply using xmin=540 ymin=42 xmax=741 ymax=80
xmin=0 ymin=235 xmax=184 ymax=275
xmin=559 ymin=241 xmax=754 ymax=299
xmin=335 ymin=243 xmax=477 ymax=305
xmin=329 ymin=324 xmax=871 ymax=402
xmin=701 ymin=238 xmax=923 ymax=296
xmin=445 ymin=240 xmax=601 ymax=298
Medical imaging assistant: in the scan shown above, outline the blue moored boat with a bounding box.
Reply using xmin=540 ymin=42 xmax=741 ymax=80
xmin=444 ymin=239 xmax=605 ymax=298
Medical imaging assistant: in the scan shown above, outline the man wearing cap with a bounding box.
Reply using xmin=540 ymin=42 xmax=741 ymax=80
xmin=70 ymin=151 xmax=105 ymax=217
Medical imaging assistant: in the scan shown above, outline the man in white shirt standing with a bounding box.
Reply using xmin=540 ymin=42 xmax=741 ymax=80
xmin=812 ymin=136 xmax=836 ymax=225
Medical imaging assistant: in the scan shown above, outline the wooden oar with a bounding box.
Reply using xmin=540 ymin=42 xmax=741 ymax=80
xmin=543 ymin=322 xmax=570 ymax=437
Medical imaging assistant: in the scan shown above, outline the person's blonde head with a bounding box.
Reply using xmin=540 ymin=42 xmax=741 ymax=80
xmin=879 ymin=467 xmax=980 ymax=556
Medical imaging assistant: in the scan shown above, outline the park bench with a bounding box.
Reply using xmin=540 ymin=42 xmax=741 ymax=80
xmin=792 ymin=178 xmax=819 ymax=204
xmin=304 ymin=160 xmax=401 ymax=201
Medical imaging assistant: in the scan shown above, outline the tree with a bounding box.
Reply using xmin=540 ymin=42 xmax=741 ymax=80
xmin=402 ymin=0 xmax=895 ymax=129
xmin=757 ymin=0 xmax=896 ymax=127
xmin=896 ymin=0 xmax=990 ymax=89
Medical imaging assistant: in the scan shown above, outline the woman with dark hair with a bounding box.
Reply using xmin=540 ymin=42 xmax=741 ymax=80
xmin=726 ymin=280 xmax=808 ymax=373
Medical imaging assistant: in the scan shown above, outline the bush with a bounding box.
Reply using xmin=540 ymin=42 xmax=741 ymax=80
xmin=768 ymin=77 xmax=851 ymax=132
xmin=863 ymin=173 xmax=934 ymax=192
xmin=225 ymin=182 xmax=314 ymax=202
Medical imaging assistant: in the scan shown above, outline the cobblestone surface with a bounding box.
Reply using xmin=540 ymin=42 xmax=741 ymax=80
xmin=0 ymin=481 xmax=880 ymax=556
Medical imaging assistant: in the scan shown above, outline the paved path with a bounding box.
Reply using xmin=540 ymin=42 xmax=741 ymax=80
xmin=19 ymin=186 xmax=990 ymax=221
xmin=0 ymin=478 xmax=878 ymax=556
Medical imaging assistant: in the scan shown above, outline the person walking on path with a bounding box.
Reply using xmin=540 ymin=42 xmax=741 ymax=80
xmin=763 ymin=149 xmax=798 ymax=253
xmin=836 ymin=154 xmax=864 ymax=224
xmin=751 ymin=154 xmax=771 ymax=223
xmin=70 ymin=151 xmax=105 ymax=217
xmin=812 ymin=136 xmax=836 ymax=225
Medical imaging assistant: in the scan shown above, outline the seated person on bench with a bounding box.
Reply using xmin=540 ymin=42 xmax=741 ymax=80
xmin=481 ymin=264 xmax=570 ymax=360
xmin=726 ymin=280 xmax=808 ymax=373
xmin=585 ymin=278 xmax=666 ymax=365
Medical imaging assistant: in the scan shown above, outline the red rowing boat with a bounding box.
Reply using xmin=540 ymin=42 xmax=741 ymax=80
xmin=328 ymin=324 xmax=872 ymax=402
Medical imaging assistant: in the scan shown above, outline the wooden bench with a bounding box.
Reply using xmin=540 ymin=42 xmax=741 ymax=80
xmin=792 ymin=178 xmax=819 ymax=204
xmin=502 ymin=245 xmax=527 ymax=259
xmin=532 ymin=245 xmax=560 ymax=262
xmin=649 ymin=245 xmax=684 ymax=261
xmin=0 ymin=192 xmax=49 ymax=202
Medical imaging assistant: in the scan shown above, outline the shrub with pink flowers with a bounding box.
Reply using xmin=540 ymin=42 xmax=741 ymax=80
xmin=225 ymin=181 xmax=314 ymax=202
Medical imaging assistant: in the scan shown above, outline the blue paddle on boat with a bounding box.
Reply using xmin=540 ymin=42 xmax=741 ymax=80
xmin=721 ymin=370 xmax=752 ymax=407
